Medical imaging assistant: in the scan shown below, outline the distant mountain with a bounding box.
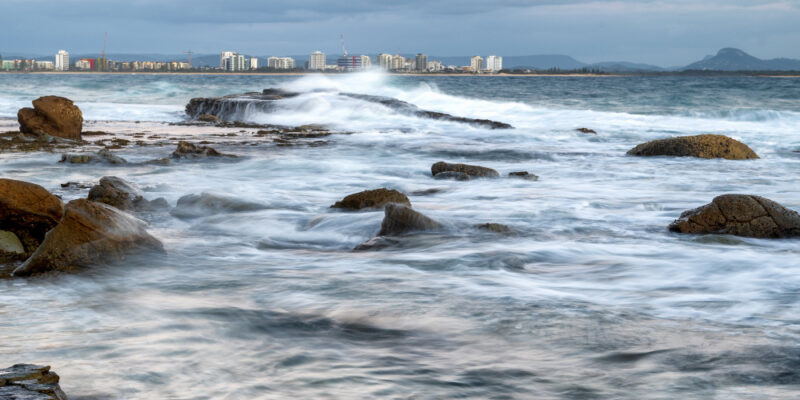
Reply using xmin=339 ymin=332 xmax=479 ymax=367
xmin=683 ymin=48 xmax=800 ymax=71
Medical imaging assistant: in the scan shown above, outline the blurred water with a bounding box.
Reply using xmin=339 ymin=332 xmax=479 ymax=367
xmin=0 ymin=72 xmax=799 ymax=399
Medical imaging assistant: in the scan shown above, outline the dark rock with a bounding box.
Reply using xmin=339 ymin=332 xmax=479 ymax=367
xmin=627 ymin=134 xmax=759 ymax=160
xmin=432 ymin=171 xmax=471 ymax=181
xmin=431 ymin=161 xmax=499 ymax=178
xmin=0 ymin=364 xmax=68 ymax=400
xmin=171 ymin=141 xmax=233 ymax=159
xmin=170 ymin=193 xmax=267 ymax=219
xmin=13 ymin=199 xmax=164 ymax=276
xmin=576 ymin=127 xmax=597 ymax=134
xmin=17 ymin=96 xmax=83 ymax=140
xmin=331 ymin=188 xmax=411 ymax=210
xmin=196 ymin=114 xmax=221 ymax=123
xmin=87 ymin=176 xmax=168 ymax=212
xmin=378 ymin=204 xmax=442 ymax=236
xmin=475 ymin=223 xmax=517 ymax=235
xmin=60 ymin=182 xmax=92 ymax=189
xmin=508 ymin=171 xmax=539 ymax=181
xmin=409 ymin=188 xmax=449 ymax=196
xmin=59 ymin=149 xmax=127 ymax=165
xmin=0 ymin=179 xmax=64 ymax=255
xmin=669 ymin=194 xmax=800 ymax=238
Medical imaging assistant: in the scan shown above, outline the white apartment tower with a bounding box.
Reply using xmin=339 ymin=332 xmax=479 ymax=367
xmin=250 ymin=57 xmax=259 ymax=70
xmin=391 ymin=54 xmax=405 ymax=70
xmin=486 ymin=55 xmax=503 ymax=72
xmin=55 ymin=50 xmax=69 ymax=71
xmin=220 ymin=51 xmax=235 ymax=68
xmin=359 ymin=55 xmax=372 ymax=69
xmin=268 ymin=57 xmax=296 ymax=69
xmin=309 ymin=51 xmax=326 ymax=70
xmin=377 ymin=53 xmax=392 ymax=70
xmin=470 ymin=55 xmax=484 ymax=72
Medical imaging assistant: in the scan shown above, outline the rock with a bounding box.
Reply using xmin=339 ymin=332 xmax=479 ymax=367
xmin=669 ymin=194 xmax=800 ymax=238
xmin=331 ymin=188 xmax=411 ymax=210
xmin=0 ymin=231 xmax=25 ymax=255
xmin=576 ymin=127 xmax=596 ymax=134
xmin=508 ymin=171 xmax=539 ymax=181
xmin=170 ymin=192 xmax=267 ymax=219
xmin=196 ymin=114 xmax=221 ymax=123
xmin=0 ymin=179 xmax=64 ymax=255
xmin=59 ymin=149 xmax=127 ymax=164
xmin=627 ymin=134 xmax=759 ymax=160
xmin=409 ymin=188 xmax=449 ymax=196
xmin=0 ymin=364 xmax=68 ymax=400
xmin=378 ymin=204 xmax=442 ymax=236
xmin=171 ymin=141 xmax=233 ymax=159
xmin=433 ymin=171 xmax=471 ymax=181
xmin=17 ymin=96 xmax=83 ymax=141
xmin=431 ymin=161 xmax=499 ymax=179
xmin=60 ymin=181 xmax=92 ymax=190
xmin=13 ymin=199 xmax=164 ymax=276
xmin=87 ymin=176 xmax=168 ymax=212
xmin=475 ymin=223 xmax=517 ymax=235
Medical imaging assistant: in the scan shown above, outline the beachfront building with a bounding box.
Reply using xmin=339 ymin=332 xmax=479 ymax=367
xmin=220 ymin=53 xmax=246 ymax=71
xmin=55 ymin=50 xmax=69 ymax=71
xmin=427 ymin=60 xmax=444 ymax=72
xmin=250 ymin=57 xmax=258 ymax=70
xmin=470 ymin=56 xmax=484 ymax=73
xmin=359 ymin=55 xmax=372 ymax=69
xmin=415 ymin=54 xmax=428 ymax=71
xmin=267 ymin=57 xmax=296 ymax=70
xmin=309 ymin=51 xmax=326 ymax=70
xmin=377 ymin=53 xmax=392 ymax=70
xmin=35 ymin=61 xmax=54 ymax=70
xmin=220 ymin=51 xmax=235 ymax=68
xmin=486 ymin=55 xmax=503 ymax=72
xmin=391 ymin=54 xmax=405 ymax=70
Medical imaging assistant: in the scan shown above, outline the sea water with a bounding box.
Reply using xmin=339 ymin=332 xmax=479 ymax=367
xmin=0 ymin=72 xmax=799 ymax=399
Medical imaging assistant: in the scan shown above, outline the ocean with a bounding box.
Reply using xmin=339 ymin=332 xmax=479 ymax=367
xmin=1 ymin=72 xmax=799 ymax=399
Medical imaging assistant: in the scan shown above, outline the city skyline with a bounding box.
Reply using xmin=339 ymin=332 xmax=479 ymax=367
xmin=1 ymin=1 xmax=799 ymax=66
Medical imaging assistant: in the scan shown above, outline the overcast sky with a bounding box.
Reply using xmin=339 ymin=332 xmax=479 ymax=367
xmin=1 ymin=0 xmax=798 ymax=66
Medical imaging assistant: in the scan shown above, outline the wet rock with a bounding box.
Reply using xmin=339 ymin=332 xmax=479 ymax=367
xmin=170 ymin=192 xmax=267 ymax=219
xmin=196 ymin=114 xmax=221 ymax=123
xmin=60 ymin=181 xmax=92 ymax=190
xmin=17 ymin=96 xmax=83 ymax=140
xmin=0 ymin=179 xmax=64 ymax=255
xmin=378 ymin=204 xmax=442 ymax=236
xmin=0 ymin=230 xmax=25 ymax=255
xmin=59 ymin=149 xmax=127 ymax=164
xmin=508 ymin=171 xmax=539 ymax=181
xmin=669 ymin=194 xmax=800 ymax=238
xmin=409 ymin=188 xmax=449 ymax=196
xmin=433 ymin=171 xmax=471 ymax=181
xmin=0 ymin=364 xmax=68 ymax=400
xmin=627 ymin=134 xmax=759 ymax=160
xmin=87 ymin=176 xmax=168 ymax=212
xmin=431 ymin=161 xmax=499 ymax=179
xmin=171 ymin=141 xmax=233 ymax=159
xmin=576 ymin=127 xmax=597 ymax=134
xmin=475 ymin=223 xmax=517 ymax=235
xmin=331 ymin=188 xmax=411 ymax=210
xmin=13 ymin=199 xmax=164 ymax=276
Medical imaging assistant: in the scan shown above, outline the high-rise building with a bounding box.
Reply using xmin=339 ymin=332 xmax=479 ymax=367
xmin=220 ymin=52 xmax=246 ymax=71
xmin=470 ymin=55 xmax=484 ymax=72
xmin=415 ymin=54 xmax=428 ymax=71
xmin=337 ymin=55 xmax=363 ymax=71
xmin=268 ymin=57 xmax=296 ymax=69
xmin=220 ymin=51 xmax=235 ymax=68
xmin=377 ymin=54 xmax=392 ymax=70
xmin=309 ymin=51 xmax=326 ymax=70
xmin=391 ymin=54 xmax=405 ymax=70
xmin=55 ymin=50 xmax=69 ymax=71
xmin=250 ymin=57 xmax=259 ymax=70
xmin=359 ymin=55 xmax=372 ymax=69
xmin=485 ymin=55 xmax=503 ymax=72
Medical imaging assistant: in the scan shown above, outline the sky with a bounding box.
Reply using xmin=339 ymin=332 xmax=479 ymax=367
xmin=1 ymin=0 xmax=799 ymax=66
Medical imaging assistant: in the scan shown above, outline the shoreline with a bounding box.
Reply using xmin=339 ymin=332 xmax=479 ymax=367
xmin=1 ymin=71 xmax=798 ymax=78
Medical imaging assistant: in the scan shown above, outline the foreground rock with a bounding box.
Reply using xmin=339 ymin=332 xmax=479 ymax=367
xmin=171 ymin=141 xmax=233 ymax=159
xmin=378 ymin=204 xmax=442 ymax=236
xmin=59 ymin=148 xmax=127 ymax=164
xmin=171 ymin=192 xmax=267 ymax=219
xmin=627 ymin=134 xmax=759 ymax=160
xmin=17 ymin=96 xmax=83 ymax=140
xmin=331 ymin=188 xmax=411 ymax=210
xmin=431 ymin=161 xmax=499 ymax=179
xmin=669 ymin=194 xmax=800 ymax=238
xmin=0 ymin=179 xmax=64 ymax=255
xmin=88 ymin=176 xmax=168 ymax=211
xmin=13 ymin=199 xmax=164 ymax=276
xmin=0 ymin=364 xmax=67 ymax=399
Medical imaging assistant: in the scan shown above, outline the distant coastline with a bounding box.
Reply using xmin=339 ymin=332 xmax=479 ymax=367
xmin=1 ymin=71 xmax=798 ymax=77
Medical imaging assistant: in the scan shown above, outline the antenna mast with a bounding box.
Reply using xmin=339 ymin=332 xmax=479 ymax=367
xmin=101 ymin=32 xmax=107 ymax=71
xmin=340 ymin=34 xmax=347 ymax=57
xmin=184 ymin=50 xmax=193 ymax=67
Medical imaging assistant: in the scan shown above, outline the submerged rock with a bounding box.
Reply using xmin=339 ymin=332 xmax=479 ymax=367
xmin=196 ymin=114 xmax=221 ymax=123
xmin=508 ymin=171 xmax=539 ymax=181
xmin=331 ymin=188 xmax=411 ymax=210
xmin=17 ymin=96 xmax=83 ymax=140
xmin=59 ymin=148 xmax=127 ymax=164
xmin=669 ymin=194 xmax=800 ymax=238
xmin=431 ymin=161 xmax=499 ymax=179
xmin=0 ymin=179 xmax=64 ymax=255
xmin=171 ymin=141 xmax=233 ymax=159
xmin=433 ymin=171 xmax=471 ymax=181
xmin=13 ymin=199 xmax=164 ymax=276
xmin=171 ymin=192 xmax=267 ymax=219
xmin=627 ymin=134 xmax=759 ymax=160
xmin=87 ymin=176 xmax=168 ymax=212
xmin=576 ymin=127 xmax=597 ymax=134
xmin=378 ymin=204 xmax=442 ymax=236
xmin=0 ymin=364 xmax=67 ymax=400
xmin=475 ymin=223 xmax=517 ymax=235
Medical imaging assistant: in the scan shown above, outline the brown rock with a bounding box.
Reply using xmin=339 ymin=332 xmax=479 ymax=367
xmin=508 ymin=171 xmax=539 ymax=181
xmin=669 ymin=194 xmax=800 ymax=238
xmin=331 ymin=188 xmax=411 ymax=210
xmin=378 ymin=204 xmax=442 ymax=236
xmin=0 ymin=179 xmax=64 ymax=255
xmin=475 ymin=223 xmax=517 ymax=235
xmin=431 ymin=161 xmax=499 ymax=178
xmin=0 ymin=364 xmax=68 ymax=400
xmin=196 ymin=114 xmax=221 ymax=123
xmin=627 ymin=134 xmax=758 ymax=160
xmin=17 ymin=96 xmax=83 ymax=140
xmin=13 ymin=199 xmax=164 ymax=276
xmin=172 ymin=141 xmax=232 ymax=159
xmin=88 ymin=176 xmax=166 ymax=211
xmin=576 ymin=127 xmax=596 ymax=134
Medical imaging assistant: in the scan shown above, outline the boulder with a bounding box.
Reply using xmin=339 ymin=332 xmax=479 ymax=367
xmin=508 ymin=171 xmax=539 ymax=181
xmin=0 ymin=179 xmax=64 ymax=255
xmin=172 ymin=141 xmax=232 ymax=159
xmin=431 ymin=161 xmax=499 ymax=178
xmin=669 ymin=194 xmax=800 ymax=238
xmin=331 ymin=188 xmax=411 ymax=210
xmin=170 ymin=192 xmax=267 ymax=219
xmin=0 ymin=364 xmax=68 ymax=400
xmin=13 ymin=199 xmax=164 ymax=276
xmin=59 ymin=148 xmax=127 ymax=164
xmin=87 ymin=176 xmax=168 ymax=212
xmin=433 ymin=171 xmax=471 ymax=181
xmin=627 ymin=134 xmax=758 ymax=160
xmin=378 ymin=204 xmax=442 ymax=236
xmin=17 ymin=96 xmax=83 ymax=140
